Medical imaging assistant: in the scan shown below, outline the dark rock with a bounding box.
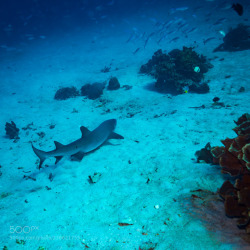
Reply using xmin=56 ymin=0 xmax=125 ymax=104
xmin=239 ymin=87 xmax=245 ymax=93
xmin=195 ymin=142 xmax=214 ymax=163
xmin=189 ymin=82 xmax=210 ymax=94
xmin=5 ymin=121 xmax=20 ymax=139
xmin=80 ymin=82 xmax=105 ymax=100
xmin=49 ymin=124 xmax=56 ymax=129
xmin=213 ymin=97 xmax=220 ymax=103
xmin=108 ymin=77 xmax=120 ymax=90
xmin=54 ymin=87 xmax=80 ymax=100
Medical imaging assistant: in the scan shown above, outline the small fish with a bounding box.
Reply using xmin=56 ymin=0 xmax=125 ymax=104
xmin=232 ymin=3 xmax=243 ymax=16
xmin=170 ymin=7 xmax=189 ymax=14
xmin=182 ymin=86 xmax=189 ymax=94
xmin=126 ymin=33 xmax=134 ymax=43
xmin=178 ymin=23 xmax=188 ymax=30
xmin=157 ymin=34 xmax=167 ymax=44
xmin=144 ymin=36 xmax=150 ymax=48
xmin=166 ymin=30 xmax=174 ymax=35
xmin=133 ymin=48 xmax=140 ymax=54
xmin=203 ymin=37 xmax=216 ymax=45
xmin=170 ymin=37 xmax=179 ymax=42
xmin=164 ymin=20 xmax=173 ymax=29
xmin=219 ymin=30 xmax=226 ymax=37
xmin=186 ymin=27 xmax=197 ymax=34
xmin=213 ymin=18 xmax=227 ymax=25
xmin=144 ymin=32 xmax=155 ymax=49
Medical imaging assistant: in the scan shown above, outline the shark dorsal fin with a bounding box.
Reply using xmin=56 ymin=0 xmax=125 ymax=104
xmin=80 ymin=126 xmax=91 ymax=138
xmin=54 ymin=141 xmax=64 ymax=149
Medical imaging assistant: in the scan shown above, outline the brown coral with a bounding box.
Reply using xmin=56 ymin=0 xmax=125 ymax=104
xmin=233 ymin=113 xmax=250 ymax=136
xmin=211 ymin=113 xmax=250 ymax=233
xmin=242 ymin=144 xmax=250 ymax=170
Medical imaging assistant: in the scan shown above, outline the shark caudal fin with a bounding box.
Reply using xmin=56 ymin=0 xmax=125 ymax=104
xmin=32 ymin=144 xmax=47 ymax=169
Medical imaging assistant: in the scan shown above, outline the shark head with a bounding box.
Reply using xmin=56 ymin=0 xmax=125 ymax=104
xmin=101 ymin=119 xmax=117 ymax=131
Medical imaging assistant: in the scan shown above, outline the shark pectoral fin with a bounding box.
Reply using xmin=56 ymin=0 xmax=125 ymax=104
xmin=109 ymin=132 xmax=124 ymax=139
xmin=71 ymin=152 xmax=85 ymax=161
xmin=80 ymin=126 xmax=91 ymax=138
xmin=54 ymin=141 xmax=64 ymax=149
xmin=55 ymin=156 xmax=63 ymax=164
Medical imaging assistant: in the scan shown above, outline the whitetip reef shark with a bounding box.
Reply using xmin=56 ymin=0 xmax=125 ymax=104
xmin=32 ymin=119 xmax=123 ymax=169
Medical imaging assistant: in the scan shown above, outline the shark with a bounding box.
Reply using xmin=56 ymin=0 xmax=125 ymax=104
xmin=32 ymin=119 xmax=123 ymax=169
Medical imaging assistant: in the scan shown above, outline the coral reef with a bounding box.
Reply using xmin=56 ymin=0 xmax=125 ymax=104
xmin=107 ymin=77 xmax=120 ymax=90
xmin=5 ymin=121 xmax=20 ymax=139
xmin=210 ymin=113 xmax=250 ymax=233
xmin=54 ymin=82 xmax=106 ymax=101
xmin=214 ymin=24 xmax=250 ymax=52
xmin=140 ymin=47 xmax=213 ymax=94
xmin=54 ymin=87 xmax=80 ymax=100
xmin=80 ymin=82 xmax=105 ymax=100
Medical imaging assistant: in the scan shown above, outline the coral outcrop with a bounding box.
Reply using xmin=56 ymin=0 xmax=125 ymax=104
xmin=5 ymin=121 xmax=20 ymax=139
xmin=214 ymin=24 xmax=250 ymax=52
xmin=54 ymin=87 xmax=80 ymax=100
xmin=140 ymin=47 xmax=213 ymax=94
xmin=107 ymin=77 xmax=120 ymax=90
xmin=80 ymin=82 xmax=105 ymax=100
xmin=54 ymin=82 xmax=106 ymax=101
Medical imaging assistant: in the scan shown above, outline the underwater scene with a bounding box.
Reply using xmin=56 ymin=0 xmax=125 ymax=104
xmin=0 ymin=0 xmax=250 ymax=249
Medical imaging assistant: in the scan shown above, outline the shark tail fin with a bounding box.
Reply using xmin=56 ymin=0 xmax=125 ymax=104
xmin=32 ymin=144 xmax=47 ymax=169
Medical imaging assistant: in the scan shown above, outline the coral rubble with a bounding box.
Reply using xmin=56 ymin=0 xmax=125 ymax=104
xmin=140 ymin=47 xmax=213 ymax=94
